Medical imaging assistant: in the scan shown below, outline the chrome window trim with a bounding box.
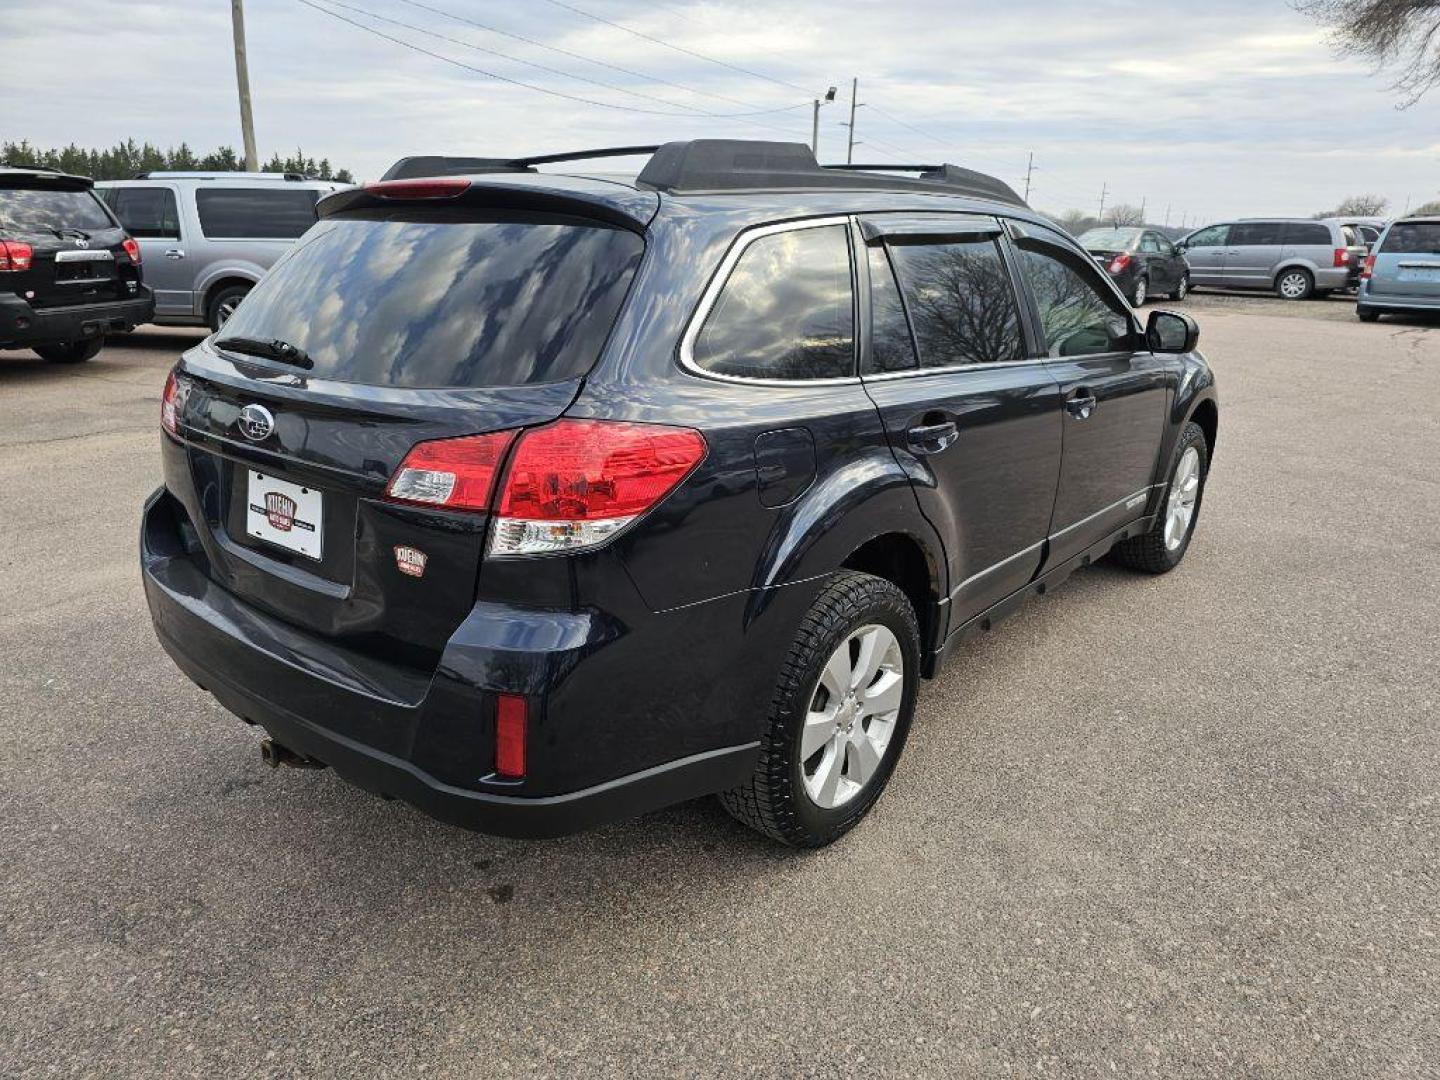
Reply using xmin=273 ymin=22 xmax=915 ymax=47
xmin=862 ymin=356 xmax=1050 ymax=382
xmin=677 ymin=215 xmax=860 ymax=387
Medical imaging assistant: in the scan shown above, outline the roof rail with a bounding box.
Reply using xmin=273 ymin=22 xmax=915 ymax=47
xmin=381 ymin=146 xmax=660 ymax=181
xmin=132 ymin=170 xmax=313 ymax=181
xmin=380 ymin=140 xmax=1027 ymax=206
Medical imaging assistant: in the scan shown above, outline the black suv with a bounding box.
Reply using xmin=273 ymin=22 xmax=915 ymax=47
xmin=0 ymin=165 xmax=154 ymax=362
xmin=141 ymin=141 xmax=1217 ymax=847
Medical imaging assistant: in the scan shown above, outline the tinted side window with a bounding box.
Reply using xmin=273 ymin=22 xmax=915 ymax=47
xmin=692 ymin=225 xmax=854 ymax=380
xmin=1285 ymin=223 xmax=1331 ymax=246
xmin=1140 ymin=233 xmax=1160 ymax=253
xmin=104 ymin=187 xmax=180 ymax=239
xmin=886 ymin=238 xmax=1025 ymax=368
xmin=1230 ymin=222 xmax=1286 ymax=246
xmin=1013 ymin=224 xmax=1135 ymax=357
xmin=863 ymin=243 xmax=917 ymax=374
xmin=195 ymin=187 xmax=320 ymax=239
xmin=1186 ymin=225 xmax=1229 ymax=248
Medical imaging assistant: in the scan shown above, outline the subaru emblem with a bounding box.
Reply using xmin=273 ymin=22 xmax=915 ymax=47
xmin=238 ymin=403 xmax=275 ymax=442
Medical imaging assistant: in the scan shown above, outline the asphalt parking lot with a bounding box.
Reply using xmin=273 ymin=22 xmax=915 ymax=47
xmin=2 ymin=293 xmax=1437 ymax=1078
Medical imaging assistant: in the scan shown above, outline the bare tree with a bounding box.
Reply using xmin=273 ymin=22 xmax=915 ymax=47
xmin=1314 ymin=194 xmax=1391 ymax=217
xmin=1297 ymin=1 xmax=1440 ymax=105
xmin=1048 ymin=209 xmax=1099 ymax=235
xmin=1411 ymin=199 xmax=1440 ymax=215
xmin=1105 ymin=203 xmax=1146 ymax=227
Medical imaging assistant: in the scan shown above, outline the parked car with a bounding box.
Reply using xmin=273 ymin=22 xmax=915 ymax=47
xmin=0 ymin=164 xmax=153 ymax=363
xmin=1178 ymin=218 xmax=1361 ymax=300
xmin=140 ymin=140 xmax=1219 ymax=847
xmin=1356 ymin=216 xmax=1440 ymax=321
xmin=1076 ymin=226 xmax=1190 ymax=306
xmin=96 ymin=172 xmax=347 ymax=331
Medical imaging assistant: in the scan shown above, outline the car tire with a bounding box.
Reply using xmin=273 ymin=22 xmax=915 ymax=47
xmin=34 ymin=338 xmax=105 ymax=364
xmin=1275 ymin=268 xmax=1314 ymax=301
xmin=718 ymin=571 xmax=920 ymax=847
xmin=1357 ymin=306 xmax=1381 ymax=323
xmin=1130 ymin=275 xmax=1149 ymax=307
xmin=1110 ymin=421 xmax=1209 ymax=574
xmin=207 ymin=284 xmax=251 ymax=332
xmin=1170 ymin=273 xmax=1190 ymax=301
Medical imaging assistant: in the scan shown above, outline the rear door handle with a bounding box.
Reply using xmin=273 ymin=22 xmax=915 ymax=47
xmin=906 ymin=420 xmax=959 ymax=453
xmin=1066 ymin=393 xmax=1098 ymax=420
xmin=164 ymin=248 xmax=185 ymax=259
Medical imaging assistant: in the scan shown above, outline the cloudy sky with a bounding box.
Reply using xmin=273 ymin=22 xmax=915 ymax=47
xmin=4 ymin=0 xmax=1437 ymax=221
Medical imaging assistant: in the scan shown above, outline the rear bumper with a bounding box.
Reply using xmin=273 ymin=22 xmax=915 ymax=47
xmin=1358 ymin=282 xmax=1440 ymax=311
xmin=0 ymin=290 xmax=154 ymax=347
xmin=1313 ymin=267 xmax=1353 ymax=290
xmin=140 ymin=487 xmax=767 ymax=838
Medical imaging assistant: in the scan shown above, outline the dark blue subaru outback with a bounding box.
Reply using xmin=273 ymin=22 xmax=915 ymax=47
xmin=141 ymin=141 xmax=1218 ymax=847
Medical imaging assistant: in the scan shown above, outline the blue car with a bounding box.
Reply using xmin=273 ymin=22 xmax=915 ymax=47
xmin=1358 ymin=217 xmax=1440 ymax=321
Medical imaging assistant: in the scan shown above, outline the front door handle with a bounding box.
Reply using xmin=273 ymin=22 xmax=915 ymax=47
xmin=1066 ymin=393 xmax=1098 ymax=420
xmin=164 ymin=248 xmax=185 ymax=259
xmin=906 ymin=419 xmax=959 ymax=453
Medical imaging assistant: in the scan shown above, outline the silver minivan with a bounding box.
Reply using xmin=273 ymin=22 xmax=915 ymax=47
xmin=96 ymin=172 xmax=347 ymax=330
xmin=1178 ymin=218 xmax=1363 ymax=300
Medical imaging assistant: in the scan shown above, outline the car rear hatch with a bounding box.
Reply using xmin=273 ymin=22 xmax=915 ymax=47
xmin=0 ymin=174 xmax=139 ymax=307
xmin=1367 ymin=221 xmax=1440 ymax=298
xmin=164 ymin=182 xmax=650 ymax=670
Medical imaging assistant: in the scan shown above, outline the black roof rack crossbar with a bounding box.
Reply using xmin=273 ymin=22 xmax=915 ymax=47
xmin=511 ymin=145 xmax=661 ymax=168
xmin=381 ymin=140 xmax=1028 ymax=207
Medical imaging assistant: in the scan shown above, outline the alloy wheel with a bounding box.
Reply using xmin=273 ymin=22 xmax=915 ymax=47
xmin=217 ymin=298 xmax=241 ymax=326
xmin=1279 ymin=272 xmax=1309 ymax=300
xmin=1165 ymin=446 xmax=1201 ymax=551
xmin=1177 ymin=274 xmax=1189 ymax=299
xmin=800 ymin=624 xmax=904 ymax=809
xmin=1133 ymin=277 xmax=1148 ymax=306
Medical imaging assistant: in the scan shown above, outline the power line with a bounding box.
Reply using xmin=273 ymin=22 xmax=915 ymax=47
xmin=317 ymin=0 xmax=803 ymax=118
xmin=395 ymin=0 xmax=786 ymax=115
xmin=294 ymin=0 xmax=810 ymax=120
xmin=534 ymin=0 xmax=814 ymax=96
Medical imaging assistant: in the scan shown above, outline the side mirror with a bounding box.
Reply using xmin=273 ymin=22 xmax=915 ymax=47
xmin=1174 ymin=241 xmax=1188 ymax=252
xmin=1147 ymin=309 xmax=1199 ymax=353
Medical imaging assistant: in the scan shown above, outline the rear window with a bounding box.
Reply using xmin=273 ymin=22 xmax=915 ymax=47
xmin=196 ymin=187 xmax=320 ymax=239
xmin=1077 ymin=228 xmax=1140 ymax=250
xmin=1380 ymin=222 xmax=1440 ymax=254
xmin=213 ymin=211 xmax=645 ymax=388
xmin=0 ymin=186 xmax=114 ymax=233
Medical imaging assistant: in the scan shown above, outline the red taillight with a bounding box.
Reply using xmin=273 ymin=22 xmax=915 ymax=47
xmin=160 ymin=370 xmax=180 ymax=435
xmin=494 ymin=694 xmax=527 ymax=779
xmin=122 ymin=237 xmax=141 ymax=265
xmin=1333 ymin=247 xmax=1351 ymax=268
xmin=0 ymin=239 xmax=33 ymax=272
xmin=1109 ymin=253 xmax=1132 ymax=274
xmin=385 ymin=430 xmax=516 ymax=511
xmin=490 ymin=419 xmax=707 ymax=556
xmin=1361 ymin=254 xmax=1376 ymax=280
xmin=363 ymin=178 xmax=472 ymax=200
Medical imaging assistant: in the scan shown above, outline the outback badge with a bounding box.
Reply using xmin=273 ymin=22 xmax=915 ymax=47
xmin=394 ymin=545 xmax=427 ymax=578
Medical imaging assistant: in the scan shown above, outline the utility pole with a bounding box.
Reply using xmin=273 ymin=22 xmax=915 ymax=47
xmin=1023 ymin=151 xmax=1035 ymax=202
xmin=1097 ymin=182 xmax=1108 ymax=223
xmin=1164 ymin=204 xmax=1171 ymax=227
xmin=845 ymin=78 xmax=858 ymax=165
xmin=1139 ymin=196 xmax=1147 ymax=224
xmin=232 ymin=0 xmax=259 ymax=172
xmin=811 ymin=86 xmax=836 ymax=157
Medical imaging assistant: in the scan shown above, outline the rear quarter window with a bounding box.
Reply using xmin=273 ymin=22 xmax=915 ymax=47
xmin=213 ymin=210 xmax=645 ymax=388
xmin=103 ymin=186 xmax=181 ymax=239
xmin=1285 ymin=223 xmax=1332 ymax=246
xmin=196 ymin=187 xmax=320 ymax=239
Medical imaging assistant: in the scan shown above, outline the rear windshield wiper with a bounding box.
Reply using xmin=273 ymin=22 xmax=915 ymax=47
xmin=213 ymin=336 xmax=313 ymax=369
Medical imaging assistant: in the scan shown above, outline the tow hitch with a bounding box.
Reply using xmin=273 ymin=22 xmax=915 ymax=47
xmin=259 ymin=737 xmax=326 ymax=770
